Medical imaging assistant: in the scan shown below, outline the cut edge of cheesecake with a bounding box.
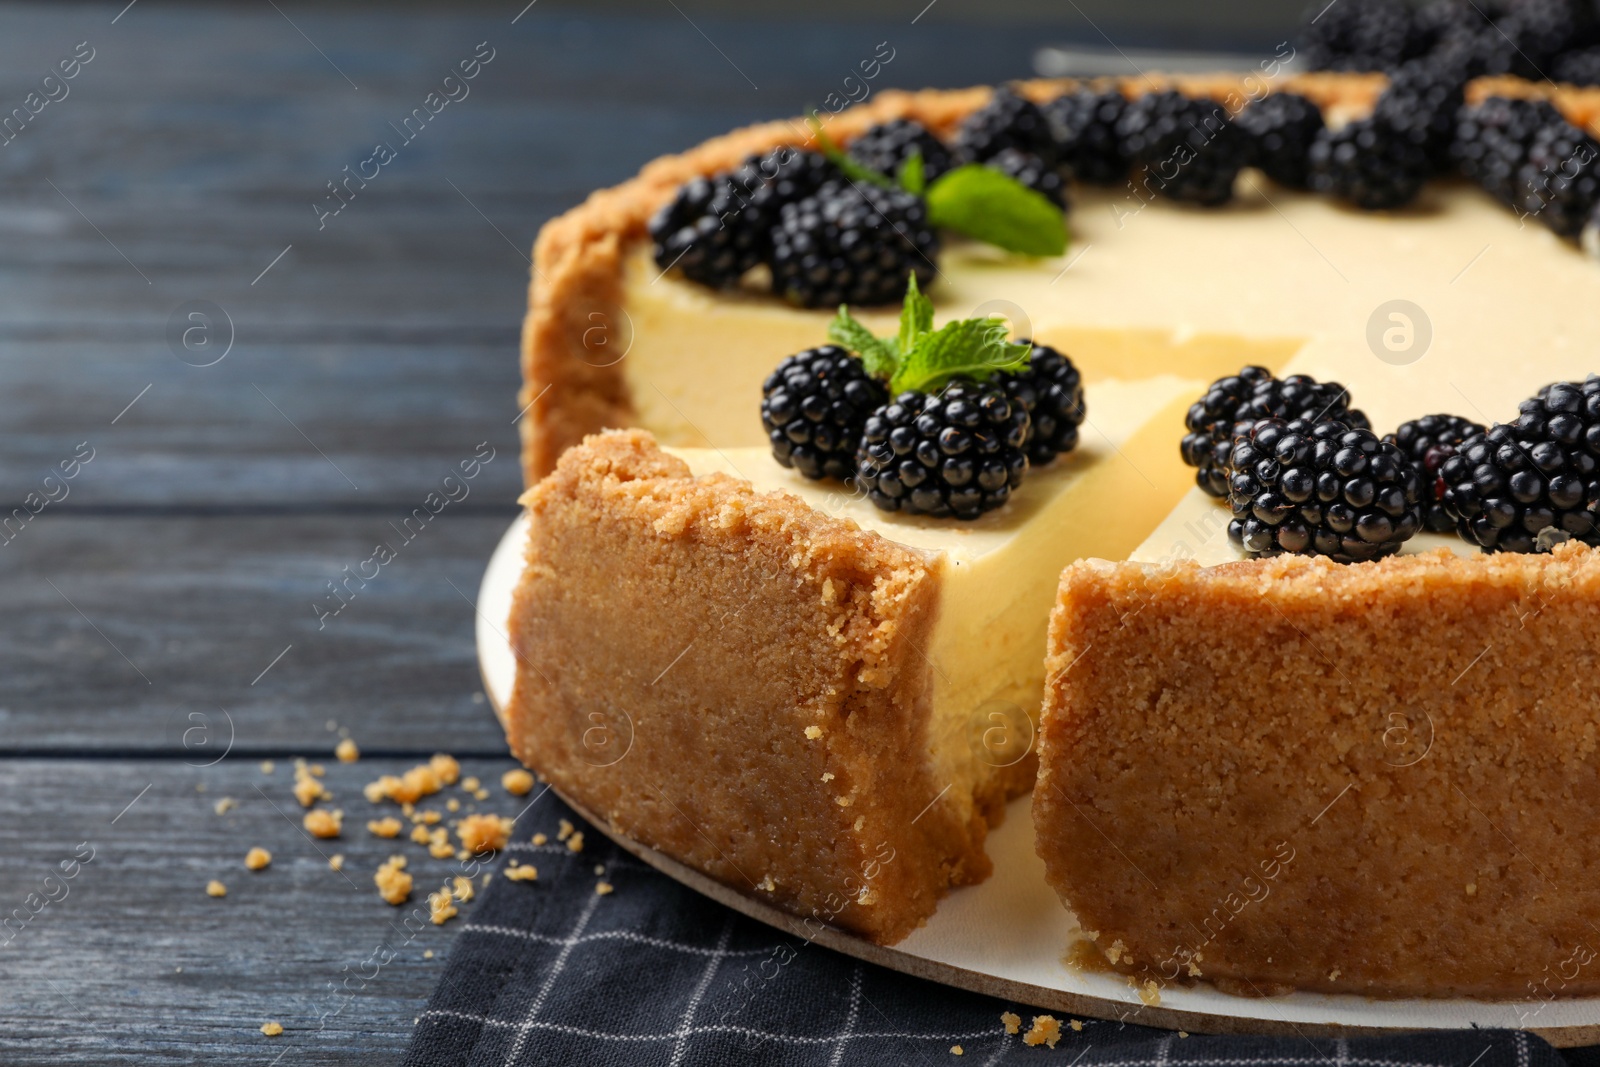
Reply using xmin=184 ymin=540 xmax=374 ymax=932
xmin=507 ymin=429 xmax=1017 ymax=944
xmin=1037 ymin=542 xmax=1600 ymax=999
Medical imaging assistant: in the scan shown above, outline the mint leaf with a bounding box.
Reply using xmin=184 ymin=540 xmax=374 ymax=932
xmin=828 ymin=305 xmax=898 ymax=379
xmin=925 ymin=163 xmax=1068 ymax=257
xmin=897 ymin=275 xmax=934 ymax=358
xmin=889 ymin=317 xmax=1030 ymax=395
xmin=807 ymin=113 xmax=895 ymax=190
xmin=896 ymin=150 xmax=926 ymax=197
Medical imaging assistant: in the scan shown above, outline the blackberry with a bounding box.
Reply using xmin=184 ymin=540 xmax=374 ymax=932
xmin=1385 ymin=413 xmax=1486 ymax=532
xmin=848 ymin=119 xmax=954 ymax=183
xmin=1117 ymin=91 xmax=1249 ymax=206
xmin=855 ymin=381 xmax=1030 ymax=519
xmin=760 ymin=345 xmax=888 ymax=481
xmin=1452 ymin=96 xmax=1565 ymax=204
xmin=1441 ymin=378 xmax=1600 ymax=552
xmin=648 ymin=148 xmax=834 ymax=288
xmin=953 ymin=86 xmax=1059 ymax=167
xmin=1042 ymin=89 xmax=1129 ymax=185
xmin=1299 ymin=0 xmax=1424 ymax=71
xmin=985 ymin=148 xmax=1068 ymax=209
xmin=769 ymin=180 xmax=940 ymax=308
xmin=1181 ymin=367 xmax=1369 ymax=498
xmin=1308 ymin=116 xmax=1431 ymax=209
xmin=1498 ymin=0 xmax=1600 ymax=65
xmin=1553 ymin=45 xmax=1600 ymax=84
xmin=1226 ymin=417 xmax=1422 ymax=563
xmin=1235 ymin=92 xmax=1325 ymax=189
xmin=996 ymin=342 xmax=1086 ymax=466
xmin=1415 ymin=0 xmax=1499 ymax=50
xmin=1375 ymin=63 xmax=1465 ymax=172
xmin=1516 ymin=119 xmax=1600 ymax=238
xmin=649 ymin=176 xmax=759 ymax=288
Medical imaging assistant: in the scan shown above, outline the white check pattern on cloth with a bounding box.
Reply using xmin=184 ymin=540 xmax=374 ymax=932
xmin=403 ymin=799 xmax=1582 ymax=1067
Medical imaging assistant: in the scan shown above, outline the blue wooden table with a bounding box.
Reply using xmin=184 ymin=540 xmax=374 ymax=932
xmin=0 ymin=4 xmax=1155 ymax=1062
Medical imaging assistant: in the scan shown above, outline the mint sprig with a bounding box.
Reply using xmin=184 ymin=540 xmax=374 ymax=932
xmin=807 ymin=114 xmax=1067 ymax=258
xmin=829 ymin=277 xmax=1029 ymax=396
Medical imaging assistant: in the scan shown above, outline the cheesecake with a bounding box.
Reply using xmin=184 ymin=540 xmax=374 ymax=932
xmin=506 ymin=66 xmax=1600 ymax=994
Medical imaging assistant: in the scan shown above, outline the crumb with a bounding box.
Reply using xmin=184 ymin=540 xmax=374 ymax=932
xmin=292 ymin=774 xmax=328 ymax=808
xmin=951 ymin=1047 xmax=963 ymax=1057
xmin=446 ymin=798 xmax=460 ymax=812
xmin=423 ymin=949 xmax=434 ymax=959
xmin=1328 ymin=969 xmax=1342 ymax=982
xmin=260 ymin=760 xmax=274 ymax=775
xmin=310 ymin=763 xmax=325 ymax=777
xmin=556 ymin=819 xmax=573 ymax=842
xmin=430 ymin=753 xmax=460 ymax=785
xmin=1001 ymin=1011 xmax=1021 ymax=1035
xmin=596 ymin=881 xmax=614 ymax=896
xmin=504 ymin=864 xmax=538 ymax=882
xmin=375 ymin=855 xmax=412 ymax=905
xmin=213 ymin=797 xmax=237 ymax=815
xmin=1179 ymin=1031 xmax=1189 ymax=1038
xmin=473 ymin=788 xmax=490 ymax=801
xmin=245 ymin=848 xmax=271 ymax=871
xmin=206 ymin=880 xmax=226 ymax=898
xmin=804 ymin=725 xmax=822 ymax=739
xmin=1023 ymin=1015 xmax=1061 ymax=1049
xmin=1069 ymin=1020 xmax=1083 ymax=1032
xmin=454 ymin=848 xmax=469 ymax=861
xmin=428 ymin=828 xmax=456 ymax=859
xmin=418 ymin=810 xmax=442 ymax=825
xmin=335 ymin=737 xmax=359 ymax=763
xmin=567 ymin=832 xmax=585 ymax=853
xmin=368 ymin=817 xmax=403 ymax=838
xmin=452 ymin=875 xmax=475 ymax=903
xmin=304 ymin=809 xmax=342 ymax=838
xmin=260 ymin=1021 xmax=283 ymax=1037
xmin=461 ymin=775 xmax=481 ymax=792
xmin=502 ymin=769 xmax=534 ymax=796
xmin=458 ymin=814 xmax=513 ymax=853
xmin=758 ymin=875 xmax=776 ymax=892
xmin=196 ymin=783 xmax=207 ymax=793
xmin=821 ymin=772 xmax=834 ymax=782
xmin=363 ymin=778 xmax=393 ymax=804
xmin=1467 ymin=883 xmax=1477 ymax=897
xmin=531 ymin=833 xmax=547 ymax=846
xmin=1137 ymin=980 xmax=1161 ymax=1007
xmin=1106 ymin=939 xmax=1127 ymax=965
xmin=329 ymin=854 xmax=345 ymax=871
xmin=401 ymin=802 xmax=415 ymax=818
xmin=410 ymin=825 xmax=431 ymax=845
xmin=428 ymin=888 xmax=458 ymax=925
xmin=482 ymin=872 xmax=492 ymax=886
xmin=394 ymin=764 xmax=441 ymax=804
xmin=593 ymin=864 xmax=605 ymax=876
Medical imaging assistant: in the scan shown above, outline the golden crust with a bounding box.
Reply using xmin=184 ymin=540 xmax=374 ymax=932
xmin=1037 ymin=542 xmax=1600 ymax=999
xmin=505 ymin=429 xmax=998 ymax=943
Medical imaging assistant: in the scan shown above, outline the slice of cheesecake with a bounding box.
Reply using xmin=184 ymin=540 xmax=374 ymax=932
xmin=505 ymin=369 xmax=1200 ymax=943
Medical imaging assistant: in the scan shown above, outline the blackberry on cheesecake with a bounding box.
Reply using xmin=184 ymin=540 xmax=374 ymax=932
xmin=760 ymin=345 xmax=888 ymax=481
xmin=1452 ymin=96 xmax=1565 ymax=206
xmin=1308 ymin=115 xmax=1432 ymax=209
xmin=1235 ymin=91 xmax=1325 ymax=189
xmin=1042 ymin=88 xmax=1129 ymax=185
xmin=1385 ymin=413 xmax=1486 ymax=532
xmin=997 ymin=342 xmax=1086 ymax=466
xmin=1516 ymin=119 xmax=1600 ymax=238
xmin=848 ymin=119 xmax=955 ymax=183
xmin=1116 ymin=90 xmax=1248 ymax=206
xmin=1225 ymin=416 xmax=1423 ymax=563
xmin=769 ymin=180 xmax=940 ymax=308
xmin=984 ymin=147 xmax=1068 ymax=209
xmin=953 ymin=85 xmax=1059 ymax=166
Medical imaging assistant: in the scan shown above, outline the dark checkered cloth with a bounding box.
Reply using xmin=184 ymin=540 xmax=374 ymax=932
xmin=404 ymin=797 xmax=1580 ymax=1067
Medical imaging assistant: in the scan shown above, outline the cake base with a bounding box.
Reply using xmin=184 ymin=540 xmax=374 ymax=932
xmin=478 ymin=513 xmax=1600 ymax=1045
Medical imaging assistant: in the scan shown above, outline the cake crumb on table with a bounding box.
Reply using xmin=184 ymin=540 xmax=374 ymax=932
xmin=1023 ymin=1015 xmax=1061 ymax=1048
xmin=504 ymin=865 xmax=538 ymax=882
xmin=461 ymin=776 xmax=481 ymax=792
xmin=260 ymin=761 xmax=274 ymax=775
xmin=292 ymin=770 xmax=328 ymax=808
xmin=595 ymin=881 xmax=614 ymax=896
xmin=452 ymin=875 xmax=475 ymax=903
xmin=593 ymin=864 xmax=604 ymax=876
xmin=1000 ymin=1012 xmax=1021 ymax=1035
xmin=428 ymin=828 xmax=456 ymax=859
xmin=260 ymin=1022 xmax=283 ymax=1037
xmin=304 ymin=809 xmax=342 ymax=838
xmin=329 ymin=854 xmax=345 ymax=872
xmin=410 ymin=824 xmax=431 ymax=845
xmin=1179 ymin=1031 xmax=1189 ymax=1038
xmin=1137 ymin=980 xmax=1161 ymax=1006
xmin=502 ymin=769 xmax=534 ymax=796
xmin=368 ymin=817 xmax=402 ymax=838
xmin=244 ymin=848 xmax=271 ymax=871
xmin=556 ymin=819 xmax=574 ymax=842
xmin=566 ymin=831 xmax=585 ymax=853
xmin=1069 ymin=1019 xmax=1083 ymax=1032
xmin=446 ymin=798 xmax=460 ymax=812
xmin=423 ymin=949 xmax=434 ymax=959
xmin=458 ymin=814 xmax=513 ymax=854
xmin=417 ymin=810 xmax=441 ymax=825
xmin=335 ymin=737 xmax=359 ymax=763
xmin=473 ymin=788 xmax=490 ymax=801
xmin=213 ymin=797 xmax=236 ymax=815
xmin=531 ymin=832 xmax=547 ymax=846
xmin=428 ymin=888 xmax=458 ymax=925
xmin=430 ymin=753 xmax=460 ymax=785
xmin=375 ymin=855 xmax=412 ymax=905
xmin=206 ymin=880 xmax=226 ymax=898
xmin=950 ymin=1046 xmax=963 ymax=1056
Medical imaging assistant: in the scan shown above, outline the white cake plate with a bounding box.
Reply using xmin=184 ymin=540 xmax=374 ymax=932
xmin=476 ymin=514 xmax=1600 ymax=1046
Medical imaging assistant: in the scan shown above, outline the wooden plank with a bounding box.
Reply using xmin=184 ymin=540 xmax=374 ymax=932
xmin=1 ymin=515 xmax=517 ymax=753
xmin=0 ymin=755 xmax=551 ymax=1065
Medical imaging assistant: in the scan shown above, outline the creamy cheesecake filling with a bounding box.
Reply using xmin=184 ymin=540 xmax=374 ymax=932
xmin=672 ymin=375 xmax=1202 ymax=829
